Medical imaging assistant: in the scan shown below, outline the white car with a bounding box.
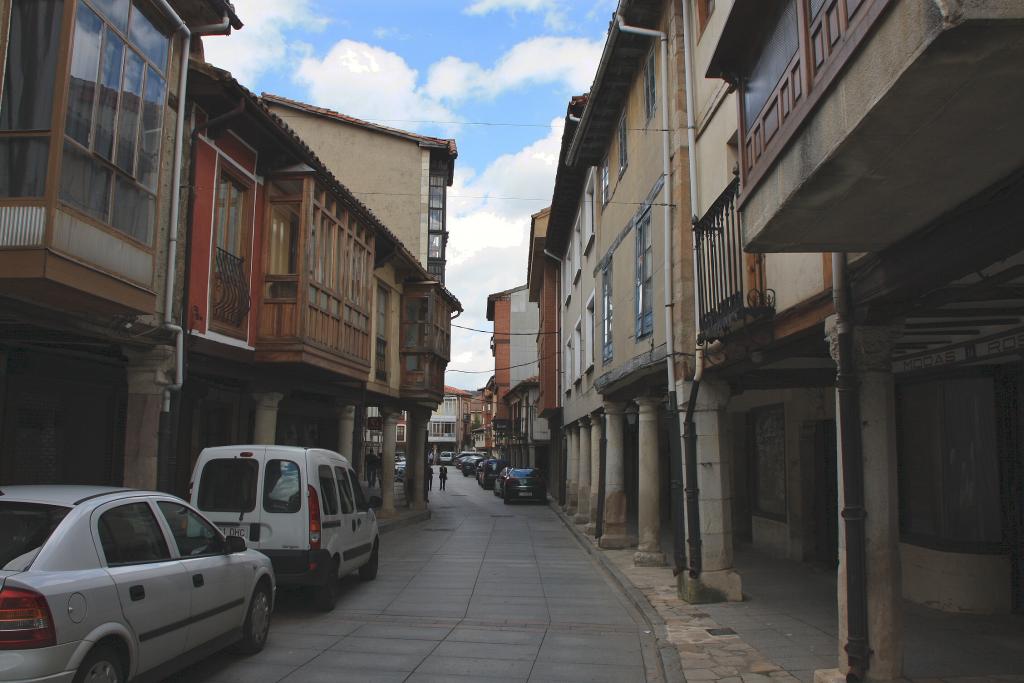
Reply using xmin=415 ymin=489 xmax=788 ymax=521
xmin=438 ymin=452 xmax=455 ymax=465
xmin=190 ymin=446 xmax=380 ymax=612
xmin=0 ymin=485 xmax=275 ymax=683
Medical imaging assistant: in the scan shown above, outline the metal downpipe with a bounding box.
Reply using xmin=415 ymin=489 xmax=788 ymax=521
xmin=832 ymin=252 xmax=870 ymax=680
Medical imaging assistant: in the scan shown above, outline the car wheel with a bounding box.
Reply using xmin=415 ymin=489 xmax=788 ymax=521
xmin=313 ymin=557 xmax=340 ymax=612
xmin=359 ymin=540 xmax=379 ymax=581
xmin=234 ymin=583 xmax=272 ymax=654
xmin=74 ymin=645 xmax=124 ymax=683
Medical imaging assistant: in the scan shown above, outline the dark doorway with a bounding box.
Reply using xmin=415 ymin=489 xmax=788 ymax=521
xmin=810 ymin=420 xmax=838 ymax=567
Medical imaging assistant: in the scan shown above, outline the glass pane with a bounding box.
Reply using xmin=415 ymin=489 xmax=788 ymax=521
xmin=744 ymin=0 xmax=798 ymax=124
xmin=263 ymin=460 xmax=301 ymax=513
xmin=137 ymin=68 xmax=165 ymax=190
xmin=115 ymin=50 xmax=144 ymax=173
xmin=60 ymin=140 xmax=111 ymax=220
xmin=97 ymin=502 xmax=171 ymax=565
xmin=268 ymin=204 xmax=300 ymax=275
xmin=334 ymin=467 xmax=354 ymax=514
xmin=95 ymin=30 xmax=124 ymax=160
xmin=429 ymin=208 xmax=443 ymax=232
xmin=0 ymin=0 xmax=64 ymax=131
xmin=0 ymin=137 xmax=49 ymax=197
xmin=111 ymin=176 xmax=154 ymax=244
xmin=318 ymin=465 xmax=339 ymax=515
xmin=91 ymin=0 xmax=129 ymax=30
xmin=157 ymin=501 xmax=224 ymax=557
xmin=65 ymin=2 xmax=103 ymax=147
xmin=0 ymin=502 xmax=69 ymax=570
xmin=197 ymin=459 xmax=258 ymax=513
xmin=128 ymin=0 xmax=169 ymax=70
xmin=215 ymin=174 xmax=245 ymax=255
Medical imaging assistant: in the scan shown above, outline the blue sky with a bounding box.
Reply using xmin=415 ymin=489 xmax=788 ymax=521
xmin=203 ymin=0 xmax=615 ymax=389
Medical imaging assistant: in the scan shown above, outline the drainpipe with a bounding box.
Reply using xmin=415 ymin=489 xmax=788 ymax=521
xmin=832 ymin=252 xmax=870 ymax=680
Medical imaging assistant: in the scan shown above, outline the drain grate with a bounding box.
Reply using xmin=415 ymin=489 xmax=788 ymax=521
xmin=707 ymin=627 xmax=737 ymax=636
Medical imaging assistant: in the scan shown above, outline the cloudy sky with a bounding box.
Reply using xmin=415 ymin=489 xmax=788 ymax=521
xmin=203 ymin=0 xmax=613 ymax=390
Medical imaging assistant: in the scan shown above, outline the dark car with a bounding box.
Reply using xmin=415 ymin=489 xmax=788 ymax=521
xmin=461 ymin=455 xmax=485 ymax=476
xmin=501 ymin=468 xmax=546 ymax=504
xmin=477 ymin=458 xmax=508 ymax=490
xmin=493 ymin=466 xmax=512 ymax=497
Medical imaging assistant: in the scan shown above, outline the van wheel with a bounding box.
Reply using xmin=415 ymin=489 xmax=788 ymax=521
xmin=359 ymin=540 xmax=379 ymax=581
xmin=234 ymin=583 xmax=272 ymax=654
xmin=313 ymin=558 xmax=339 ymax=612
xmin=74 ymin=645 xmax=124 ymax=683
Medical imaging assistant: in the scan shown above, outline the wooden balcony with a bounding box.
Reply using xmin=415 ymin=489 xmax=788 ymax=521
xmin=400 ymin=284 xmax=453 ymax=403
xmin=709 ymin=0 xmax=1024 ymax=252
xmin=255 ymin=175 xmax=372 ymax=382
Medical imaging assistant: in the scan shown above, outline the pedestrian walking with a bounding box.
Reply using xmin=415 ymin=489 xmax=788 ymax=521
xmin=367 ymin=450 xmax=378 ymax=488
xmin=427 ymin=462 xmax=434 ymax=491
xmin=439 ymin=465 xmax=448 ymax=491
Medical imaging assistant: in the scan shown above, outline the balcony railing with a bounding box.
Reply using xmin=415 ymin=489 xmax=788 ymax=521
xmin=212 ymin=248 xmax=250 ymax=327
xmin=375 ymin=337 xmax=388 ymax=382
xmin=694 ymin=177 xmax=774 ymax=343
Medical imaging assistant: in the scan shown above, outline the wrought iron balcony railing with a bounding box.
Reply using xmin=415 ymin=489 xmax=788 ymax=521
xmin=212 ymin=247 xmax=251 ymax=328
xmin=694 ymin=177 xmax=774 ymax=343
xmin=375 ymin=338 xmax=388 ymax=382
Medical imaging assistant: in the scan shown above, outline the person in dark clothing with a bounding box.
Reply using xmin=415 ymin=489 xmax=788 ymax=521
xmin=427 ymin=462 xmax=434 ymax=491
xmin=439 ymin=465 xmax=448 ymax=491
xmin=366 ymin=450 xmax=378 ymax=488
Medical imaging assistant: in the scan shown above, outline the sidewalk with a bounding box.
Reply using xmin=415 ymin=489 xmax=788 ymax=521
xmin=552 ymin=502 xmax=1024 ymax=683
xmin=364 ymin=479 xmax=431 ymax=534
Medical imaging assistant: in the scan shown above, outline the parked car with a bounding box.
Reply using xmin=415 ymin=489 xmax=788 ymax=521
xmin=501 ymin=468 xmax=547 ymax=504
xmin=477 ymin=458 xmax=508 ymax=490
xmin=439 ymin=451 xmax=455 ymax=465
xmin=493 ymin=466 xmax=512 ymax=497
xmin=461 ymin=455 xmax=485 ymax=476
xmin=395 ymin=455 xmax=407 ymax=481
xmin=0 ymin=485 xmax=275 ymax=683
xmin=191 ymin=446 xmax=381 ymax=612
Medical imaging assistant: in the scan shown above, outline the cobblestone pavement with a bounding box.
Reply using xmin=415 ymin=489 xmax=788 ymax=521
xmin=172 ymin=469 xmax=664 ymax=682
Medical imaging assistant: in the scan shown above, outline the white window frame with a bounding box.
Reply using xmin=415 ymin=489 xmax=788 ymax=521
xmin=643 ymin=48 xmax=657 ymax=122
xmin=563 ymin=252 xmax=572 ymax=306
xmin=583 ymin=170 xmax=595 ymax=253
xmin=602 ymin=261 xmax=614 ymax=363
xmin=618 ymin=113 xmax=628 ymax=175
xmin=573 ymin=317 xmax=583 ymax=383
xmin=585 ymin=291 xmax=596 ymax=372
xmin=600 ymin=157 xmax=610 ymax=206
xmin=564 ymin=338 xmax=573 ymax=394
xmin=572 ymin=211 xmax=582 ymax=283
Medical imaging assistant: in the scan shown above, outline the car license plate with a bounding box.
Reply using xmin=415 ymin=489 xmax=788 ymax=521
xmin=519 ymin=491 xmax=532 ymax=497
xmin=220 ymin=526 xmax=247 ymax=538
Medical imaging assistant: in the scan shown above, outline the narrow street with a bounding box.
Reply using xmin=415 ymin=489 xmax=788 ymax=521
xmin=174 ymin=470 xmax=659 ymax=683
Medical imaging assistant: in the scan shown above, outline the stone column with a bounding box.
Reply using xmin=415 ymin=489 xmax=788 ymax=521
xmin=820 ymin=317 xmax=903 ymax=682
xmin=124 ymin=346 xmax=174 ymax=489
xmin=634 ymin=397 xmax=664 ymax=566
xmin=575 ymin=417 xmax=592 ymax=524
xmin=408 ymin=408 xmax=429 ymax=511
xmin=678 ymin=380 xmax=742 ymax=603
xmin=253 ymin=392 xmax=284 ymax=444
xmin=585 ymin=411 xmax=603 ymax=536
xmin=379 ymin=409 xmax=399 ymax=517
xmin=565 ymin=424 xmax=579 ymax=514
xmin=600 ymin=402 xmax=631 ymax=548
xmin=337 ymin=404 xmax=356 ymax=458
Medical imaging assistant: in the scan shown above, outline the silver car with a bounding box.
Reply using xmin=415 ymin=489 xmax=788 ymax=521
xmin=0 ymin=486 xmax=275 ymax=682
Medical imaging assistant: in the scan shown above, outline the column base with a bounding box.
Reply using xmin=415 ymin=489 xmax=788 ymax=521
xmin=633 ymin=550 xmax=666 ymax=567
xmin=599 ymin=533 xmax=635 ymax=550
xmin=574 ymin=512 xmax=589 ymax=525
xmin=583 ymin=522 xmax=596 ymax=536
xmin=677 ymin=568 xmax=743 ymax=603
xmin=813 ymin=669 xmax=908 ymax=683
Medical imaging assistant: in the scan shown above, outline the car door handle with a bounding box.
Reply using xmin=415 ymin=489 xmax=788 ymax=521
xmin=193 ymin=574 xmax=204 ymax=588
xmin=129 ymin=585 xmax=145 ymax=602
xmin=351 ymin=519 xmax=357 ymax=532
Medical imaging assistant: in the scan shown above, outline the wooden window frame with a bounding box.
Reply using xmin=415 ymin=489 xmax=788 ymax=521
xmin=696 ymin=0 xmax=715 ymax=36
xmin=208 ymin=161 xmax=253 ymax=338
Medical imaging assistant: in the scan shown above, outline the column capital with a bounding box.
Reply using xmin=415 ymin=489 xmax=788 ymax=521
xmin=382 ymin=411 xmax=402 ymax=426
xmin=578 ymin=416 xmax=592 ymax=428
xmin=336 ymin=402 xmax=357 ymax=417
xmin=825 ymin=314 xmax=902 ymax=371
xmin=254 ymin=392 xmax=285 ymax=411
xmin=603 ymin=401 xmax=628 ymax=416
xmin=125 ymin=345 xmax=175 ymax=395
xmin=635 ymin=396 xmax=662 ymax=412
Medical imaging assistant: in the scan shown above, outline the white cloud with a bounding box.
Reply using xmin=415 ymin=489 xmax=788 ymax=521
xmin=201 ymin=0 xmax=327 ymax=87
xmin=425 ymin=36 xmax=602 ymax=104
xmin=294 ymin=40 xmax=458 ymax=127
xmin=465 ymin=0 xmax=569 ymax=30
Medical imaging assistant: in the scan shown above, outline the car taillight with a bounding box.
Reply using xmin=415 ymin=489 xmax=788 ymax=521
xmin=0 ymin=587 xmax=56 ymax=649
xmin=507 ymin=477 xmax=519 ymax=486
xmin=308 ymin=484 xmax=321 ymax=551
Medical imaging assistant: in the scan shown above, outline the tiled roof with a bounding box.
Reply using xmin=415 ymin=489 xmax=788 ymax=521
xmin=188 ymin=60 xmax=461 ymax=312
xmin=261 ymin=93 xmax=457 ymax=160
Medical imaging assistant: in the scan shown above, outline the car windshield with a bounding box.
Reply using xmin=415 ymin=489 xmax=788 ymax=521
xmin=0 ymin=502 xmax=70 ymax=571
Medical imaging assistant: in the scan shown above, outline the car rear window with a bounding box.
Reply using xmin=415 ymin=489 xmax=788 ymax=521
xmin=510 ymin=469 xmax=539 ymax=478
xmin=0 ymin=502 xmax=70 ymax=570
xmin=264 ymin=459 xmax=301 ymax=513
xmin=197 ymin=458 xmax=259 ymax=513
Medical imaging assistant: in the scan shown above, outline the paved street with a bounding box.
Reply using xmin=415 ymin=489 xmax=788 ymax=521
xmin=174 ymin=470 xmax=659 ymax=682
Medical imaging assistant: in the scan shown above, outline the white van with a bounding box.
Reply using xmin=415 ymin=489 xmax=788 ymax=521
xmin=189 ymin=445 xmax=380 ymax=611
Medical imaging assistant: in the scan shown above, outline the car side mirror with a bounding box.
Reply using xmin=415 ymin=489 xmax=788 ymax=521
xmin=368 ymin=495 xmax=382 ymax=509
xmin=225 ymin=535 xmax=247 ymax=554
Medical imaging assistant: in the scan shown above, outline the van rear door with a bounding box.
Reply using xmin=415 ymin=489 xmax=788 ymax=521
xmin=259 ymin=450 xmax=307 ymax=553
xmin=192 ymin=448 xmax=265 ymax=548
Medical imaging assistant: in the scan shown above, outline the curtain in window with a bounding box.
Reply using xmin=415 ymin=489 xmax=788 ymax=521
xmin=0 ymin=0 xmax=64 ymax=131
